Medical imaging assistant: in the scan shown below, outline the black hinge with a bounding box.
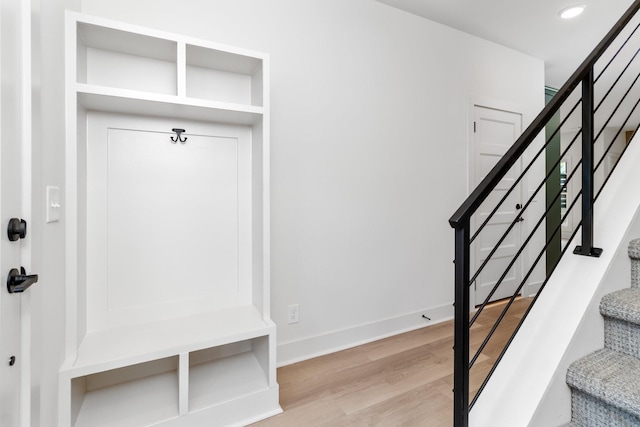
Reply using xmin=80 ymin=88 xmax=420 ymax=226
xmin=473 ymin=122 xmax=476 ymax=133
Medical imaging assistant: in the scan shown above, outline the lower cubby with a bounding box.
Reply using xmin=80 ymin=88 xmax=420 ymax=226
xmin=189 ymin=337 xmax=270 ymax=412
xmin=71 ymin=356 xmax=180 ymax=427
xmin=63 ymin=332 xmax=280 ymax=426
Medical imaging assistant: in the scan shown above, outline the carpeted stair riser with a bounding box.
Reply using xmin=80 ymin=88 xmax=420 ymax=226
xmin=600 ymin=288 xmax=640 ymax=359
xmin=631 ymin=259 xmax=640 ymax=290
xmin=629 ymin=239 xmax=640 ymax=289
xmin=604 ymin=317 xmax=640 ymax=359
xmin=570 ymin=389 xmax=640 ymax=427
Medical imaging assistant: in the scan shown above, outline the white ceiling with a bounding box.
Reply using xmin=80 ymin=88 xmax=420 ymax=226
xmin=374 ymin=0 xmax=636 ymax=89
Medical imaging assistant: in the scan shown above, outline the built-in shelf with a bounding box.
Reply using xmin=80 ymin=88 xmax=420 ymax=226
xmin=62 ymin=12 xmax=279 ymax=427
xmin=76 ymin=84 xmax=264 ymax=125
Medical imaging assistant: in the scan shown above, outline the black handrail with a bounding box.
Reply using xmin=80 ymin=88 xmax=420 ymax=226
xmin=449 ymin=1 xmax=640 ymax=426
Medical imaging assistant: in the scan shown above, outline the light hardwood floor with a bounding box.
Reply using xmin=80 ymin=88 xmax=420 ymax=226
xmin=251 ymin=298 xmax=531 ymax=427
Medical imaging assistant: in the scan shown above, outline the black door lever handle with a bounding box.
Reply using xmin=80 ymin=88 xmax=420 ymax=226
xmin=7 ymin=267 xmax=38 ymax=293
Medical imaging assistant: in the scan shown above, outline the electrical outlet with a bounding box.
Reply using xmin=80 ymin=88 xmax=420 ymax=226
xmin=288 ymin=304 xmax=299 ymax=324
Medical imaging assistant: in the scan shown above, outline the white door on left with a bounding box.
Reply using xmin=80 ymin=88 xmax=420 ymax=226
xmin=0 ymin=1 xmax=33 ymax=426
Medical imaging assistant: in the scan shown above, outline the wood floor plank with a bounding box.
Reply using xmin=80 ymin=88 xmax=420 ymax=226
xmin=249 ymin=396 xmax=346 ymax=427
xmin=344 ymin=381 xmax=453 ymax=427
xmin=278 ymin=347 xmax=372 ymax=385
xmin=361 ymin=322 xmax=453 ymax=361
xmin=251 ymin=298 xmax=531 ymax=426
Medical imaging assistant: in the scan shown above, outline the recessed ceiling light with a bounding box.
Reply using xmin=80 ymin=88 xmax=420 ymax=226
xmin=559 ymin=5 xmax=586 ymax=19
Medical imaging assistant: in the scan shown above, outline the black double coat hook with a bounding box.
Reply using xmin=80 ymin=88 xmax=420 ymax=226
xmin=171 ymin=128 xmax=187 ymax=143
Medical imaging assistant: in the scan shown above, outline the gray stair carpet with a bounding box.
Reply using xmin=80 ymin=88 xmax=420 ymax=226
xmin=601 ymin=288 xmax=640 ymax=359
xmin=567 ymin=349 xmax=640 ymax=422
xmin=564 ymin=239 xmax=640 ymax=426
xmin=629 ymin=238 xmax=640 ymax=289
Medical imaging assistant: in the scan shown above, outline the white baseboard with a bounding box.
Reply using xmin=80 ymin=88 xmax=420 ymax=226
xmin=526 ymin=280 xmax=544 ymax=297
xmin=276 ymin=302 xmax=454 ymax=367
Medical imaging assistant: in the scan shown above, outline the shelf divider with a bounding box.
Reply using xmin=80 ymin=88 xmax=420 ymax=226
xmin=177 ymin=42 xmax=186 ymax=97
xmin=179 ymin=353 xmax=189 ymax=416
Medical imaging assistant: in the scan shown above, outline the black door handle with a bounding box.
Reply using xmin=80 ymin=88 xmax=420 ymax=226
xmin=7 ymin=267 xmax=38 ymax=293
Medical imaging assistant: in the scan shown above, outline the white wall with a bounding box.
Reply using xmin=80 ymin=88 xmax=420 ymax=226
xmin=72 ymin=0 xmax=544 ymax=365
xmin=29 ymin=0 xmax=545 ymax=423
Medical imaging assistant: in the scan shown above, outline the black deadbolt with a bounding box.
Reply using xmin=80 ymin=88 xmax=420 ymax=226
xmin=7 ymin=218 xmax=26 ymax=241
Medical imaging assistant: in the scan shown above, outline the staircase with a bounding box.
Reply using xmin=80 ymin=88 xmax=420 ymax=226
xmin=566 ymin=238 xmax=640 ymax=426
xmin=449 ymin=0 xmax=640 ymax=423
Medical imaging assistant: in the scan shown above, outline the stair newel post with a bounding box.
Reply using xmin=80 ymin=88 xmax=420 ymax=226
xmin=574 ymin=67 xmax=603 ymax=258
xmin=453 ymin=221 xmax=471 ymax=427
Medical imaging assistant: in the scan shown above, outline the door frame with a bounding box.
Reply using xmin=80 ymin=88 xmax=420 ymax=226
xmin=467 ymin=97 xmax=527 ymax=309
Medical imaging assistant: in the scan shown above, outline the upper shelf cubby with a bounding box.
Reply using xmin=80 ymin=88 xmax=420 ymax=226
xmin=73 ymin=15 xmax=266 ymax=109
xmin=77 ymin=22 xmax=178 ymax=95
xmin=186 ymin=44 xmax=264 ymax=107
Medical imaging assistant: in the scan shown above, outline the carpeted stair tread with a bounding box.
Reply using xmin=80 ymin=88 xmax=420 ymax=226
xmin=567 ymin=348 xmax=640 ymax=418
xmin=600 ymin=288 xmax=640 ymax=324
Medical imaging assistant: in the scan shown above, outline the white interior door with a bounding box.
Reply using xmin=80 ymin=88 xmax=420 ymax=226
xmin=472 ymin=105 xmax=523 ymax=306
xmin=0 ymin=1 xmax=32 ymax=426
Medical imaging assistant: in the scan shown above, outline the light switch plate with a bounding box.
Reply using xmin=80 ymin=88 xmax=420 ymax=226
xmin=46 ymin=186 xmax=60 ymax=223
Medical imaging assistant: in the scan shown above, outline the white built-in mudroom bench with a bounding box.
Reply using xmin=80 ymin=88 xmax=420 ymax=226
xmin=59 ymin=12 xmax=280 ymax=427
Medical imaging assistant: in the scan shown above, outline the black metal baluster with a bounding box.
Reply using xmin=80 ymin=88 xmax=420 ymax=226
xmin=453 ymin=223 xmax=470 ymax=427
xmin=574 ymin=68 xmax=603 ymax=257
